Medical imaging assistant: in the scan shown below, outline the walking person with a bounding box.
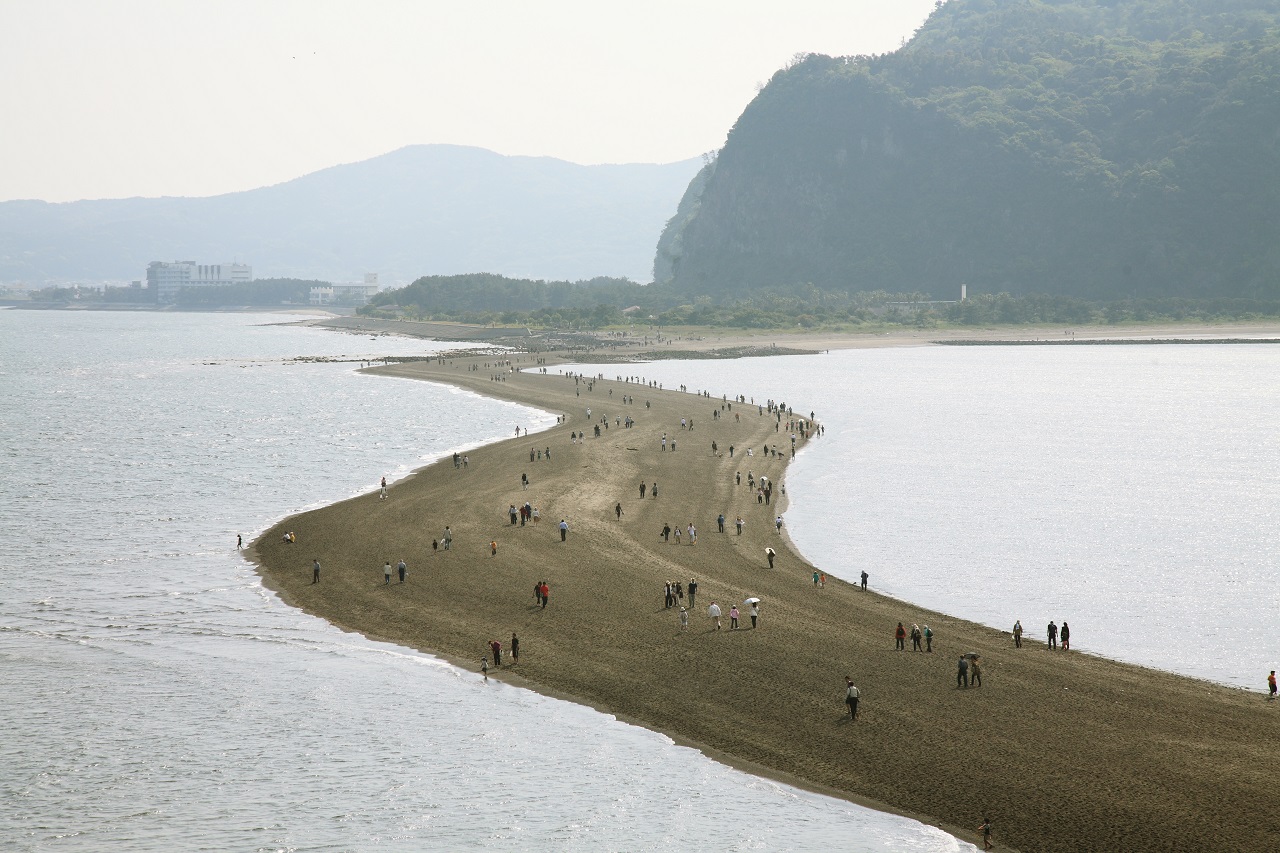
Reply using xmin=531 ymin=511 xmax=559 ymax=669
xmin=534 ymin=581 xmax=543 ymax=606
xmin=839 ymin=676 xmax=860 ymax=717
xmin=380 ymin=477 xmax=387 ymax=500
xmin=1269 ymin=670 xmax=1277 ymax=700
xmin=765 ymin=547 xmax=775 ymax=568
xmin=708 ymin=602 xmax=722 ymax=630
xmin=559 ymin=519 xmax=568 ymax=541
xmin=687 ymin=578 xmax=697 ymax=610
xmin=615 ymin=502 xmax=623 ymax=519
xmin=1013 ymin=620 xmax=1023 ymax=648
xmin=443 ymin=526 xmax=452 ymax=550
xmin=860 ymin=570 xmax=868 ymax=591
xmin=237 ymin=534 xmax=242 ymax=550
xmin=729 ymin=605 xmax=740 ymax=630
xmin=1048 ymin=621 xmax=1058 ymax=649
xmin=539 ymin=581 xmax=549 ymax=608
xmin=971 ymin=658 xmax=983 ymax=687
xmin=895 ymin=622 xmax=906 ymax=651
xmin=383 ymin=561 xmax=392 ymax=585
xmin=813 ymin=571 xmax=820 ymax=588
xmin=977 ymin=817 xmax=993 ymax=851
xmin=736 ymin=516 xmax=744 ymax=535
xmin=749 ymin=600 xmax=759 ymax=629
xmin=679 ymin=607 xmax=688 ymax=630
xmin=845 ymin=677 xmax=860 ymax=720
xmin=397 ymin=559 xmax=407 ymax=583
xmin=717 ymin=513 xmax=725 ymax=533
xmin=510 ymin=633 xmax=519 ymax=664
xmin=924 ymin=624 xmax=933 ymax=652
xmin=911 ymin=624 xmax=923 ymax=652
xmin=1060 ymin=621 xmax=1071 ymax=650
xmin=957 ymin=655 xmax=970 ymax=688
xmin=312 ymin=558 xmax=320 ymax=584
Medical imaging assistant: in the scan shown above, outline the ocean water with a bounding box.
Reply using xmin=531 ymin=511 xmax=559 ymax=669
xmin=0 ymin=311 xmax=971 ymax=852
xmin=568 ymin=344 xmax=1280 ymax=690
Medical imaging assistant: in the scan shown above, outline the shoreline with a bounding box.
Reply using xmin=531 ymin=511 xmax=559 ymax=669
xmin=252 ymin=343 xmax=1280 ymax=853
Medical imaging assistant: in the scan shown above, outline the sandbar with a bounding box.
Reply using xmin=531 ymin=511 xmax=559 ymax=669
xmin=253 ymin=338 xmax=1280 ymax=852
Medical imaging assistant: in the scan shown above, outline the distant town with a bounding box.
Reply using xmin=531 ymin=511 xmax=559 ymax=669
xmin=0 ymin=262 xmax=382 ymax=310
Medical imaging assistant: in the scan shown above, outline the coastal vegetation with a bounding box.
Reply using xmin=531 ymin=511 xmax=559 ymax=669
xmin=362 ymin=272 xmax=1280 ymax=331
xmin=656 ymin=0 xmax=1280 ymax=302
xmin=22 ymin=278 xmax=328 ymax=307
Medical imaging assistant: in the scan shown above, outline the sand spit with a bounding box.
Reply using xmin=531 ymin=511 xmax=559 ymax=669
xmin=253 ymin=346 xmax=1280 ymax=853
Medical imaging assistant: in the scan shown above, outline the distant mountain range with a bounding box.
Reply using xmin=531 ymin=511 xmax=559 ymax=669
xmin=657 ymin=0 xmax=1280 ymax=301
xmin=0 ymin=145 xmax=702 ymax=285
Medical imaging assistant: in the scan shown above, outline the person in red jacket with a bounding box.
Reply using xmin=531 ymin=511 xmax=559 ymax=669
xmin=539 ymin=582 xmax=549 ymax=609
xmin=895 ymin=622 xmax=907 ymax=651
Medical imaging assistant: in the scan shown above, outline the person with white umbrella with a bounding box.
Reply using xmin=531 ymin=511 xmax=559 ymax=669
xmin=744 ymin=597 xmax=761 ymax=629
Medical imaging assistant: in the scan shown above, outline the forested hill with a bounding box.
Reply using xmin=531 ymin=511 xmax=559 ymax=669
xmin=656 ymin=0 xmax=1280 ymax=301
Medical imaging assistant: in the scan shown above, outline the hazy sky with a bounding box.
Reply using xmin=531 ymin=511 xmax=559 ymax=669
xmin=1 ymin=1 xmax=939 ymax=202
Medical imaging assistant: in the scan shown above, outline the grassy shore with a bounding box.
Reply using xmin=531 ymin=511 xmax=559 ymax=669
xmin=253 ymin=347 xmax=1280 ymax=853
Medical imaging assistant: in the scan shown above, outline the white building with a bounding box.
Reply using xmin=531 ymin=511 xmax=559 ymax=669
xmin=147 ymin=261 xmax=252 ymax=302
xmin=310 ymin=273 xmax=380 ymax=307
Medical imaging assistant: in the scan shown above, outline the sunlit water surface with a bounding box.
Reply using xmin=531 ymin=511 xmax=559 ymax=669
xmin=0 ymin=311 xmax=970 ymax=852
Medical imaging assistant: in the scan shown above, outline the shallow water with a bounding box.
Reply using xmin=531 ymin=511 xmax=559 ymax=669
xmin=0 ymin=311 xmax=971 ymax=852
xmin=567 ymin=344 xmax=1280 ymax=690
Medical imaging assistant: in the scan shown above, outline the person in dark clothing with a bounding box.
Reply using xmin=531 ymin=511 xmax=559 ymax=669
xmin=490 ymin=639 xmax=502 ymax=666
xmin=957 ymin=656 xmax=970 ymax=688
xmin=1060 ymin=621 xmax=1071 ymax=650
xmin=1048 ymin=621 xmax=1059 ymax=649
xmin=860 ymin=571 xmax=868 ymax=591
xmin=895 ymin=622 xmax=906 ymax=651
xmin=510 ymin=633 xmax=519 ymax=663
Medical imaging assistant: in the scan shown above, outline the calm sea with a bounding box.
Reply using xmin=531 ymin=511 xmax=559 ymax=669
xmin=0 ymin=311 xmax=970 ymax=852
xmin=570 ymin=343 xmax=1280 ymax=691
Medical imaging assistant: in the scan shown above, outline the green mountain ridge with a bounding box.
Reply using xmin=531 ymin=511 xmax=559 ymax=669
xmin=657 ymin=0 xmax=1280 ymax=301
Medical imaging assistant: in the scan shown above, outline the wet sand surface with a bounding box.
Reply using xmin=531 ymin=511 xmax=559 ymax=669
xmin=254 ymin=348 xmax=1280 ymax=853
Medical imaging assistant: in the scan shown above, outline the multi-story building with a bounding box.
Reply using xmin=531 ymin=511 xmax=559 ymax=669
xmin=146 ymin=261 xmax=252 ymax=302
xmin=310 ymin=273 xmax=380 ymax=307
